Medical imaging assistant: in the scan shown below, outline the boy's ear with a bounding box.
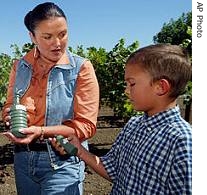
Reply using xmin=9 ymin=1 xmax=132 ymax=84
xmin=155 ymin=79 xmax=170 ymax=96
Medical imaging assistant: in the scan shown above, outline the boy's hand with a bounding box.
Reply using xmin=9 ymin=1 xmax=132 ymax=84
xmin=50 ymin=135 xmax=83 ymax=156
xmin=50 ymin=137 xmax=67 ymax=155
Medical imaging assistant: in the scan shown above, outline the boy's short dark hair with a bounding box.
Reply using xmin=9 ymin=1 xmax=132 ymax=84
xmin=126 ymin=44 xmax=192 ymax=99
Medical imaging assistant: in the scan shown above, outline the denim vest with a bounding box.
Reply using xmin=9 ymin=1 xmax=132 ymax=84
xmin=14 ymin=51 xmax=87 ymax=169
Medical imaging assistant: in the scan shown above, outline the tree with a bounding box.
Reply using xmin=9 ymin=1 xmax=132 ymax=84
xmin=0 ymin=54 xmax=12 ymax=107
xmin=68 ymin=40 xmax=139 ymax=119
xmin=100 ymin=38 xmax=139 ymax=118
xmin=153 ymin=11 xmax=192 ymax=55
xmin=0 ymin=43 xmax=34 ymax=107
xmin=86 ymin=46 xmax=108 ymax=103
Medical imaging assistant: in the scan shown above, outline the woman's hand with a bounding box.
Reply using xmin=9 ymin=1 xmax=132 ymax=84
xmin=3 ymin=107 xmax=30 ymax=129
xmin=3 ymin=107 xmax=11 ymax=127
xmin=2 ymin=126 xmax=42 ymax=144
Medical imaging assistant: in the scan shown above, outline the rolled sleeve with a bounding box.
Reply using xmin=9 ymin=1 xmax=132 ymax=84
xmin=64 ymin=60 xmax=100 ymax=140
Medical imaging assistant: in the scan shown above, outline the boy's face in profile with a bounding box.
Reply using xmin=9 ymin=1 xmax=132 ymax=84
xmin=124 ymin=63 xmax=159 ymax=116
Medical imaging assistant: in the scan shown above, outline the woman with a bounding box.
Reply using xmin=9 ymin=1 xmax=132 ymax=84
xmin=2 ymin=2 xmax=99 ymax=195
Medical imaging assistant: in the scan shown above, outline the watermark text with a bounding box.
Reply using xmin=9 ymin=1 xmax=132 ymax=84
xmin=197 ymin=2 xmax=204 ymax=38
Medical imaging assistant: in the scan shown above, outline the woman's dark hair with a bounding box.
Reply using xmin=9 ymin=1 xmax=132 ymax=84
xmin=24 ymin=2 xmax=67 ymax=34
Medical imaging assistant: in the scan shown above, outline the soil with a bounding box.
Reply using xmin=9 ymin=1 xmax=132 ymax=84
xmin=0 ymin=126 xmax=121 ymax=195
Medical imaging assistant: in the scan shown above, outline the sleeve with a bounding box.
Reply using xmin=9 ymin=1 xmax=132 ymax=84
xmin=63 ymin=60 xmax=100 ymax=141
xmin=168 ymin=135 xmax=192 ymax=194
xmin=2 ymin=60 xmax=18 ymax=121
xmin=100 ymin=125 xmax=128 ymax=181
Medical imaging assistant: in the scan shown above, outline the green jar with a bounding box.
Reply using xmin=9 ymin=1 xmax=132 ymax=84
xmin=56 ymin=135 xmax=78 ymax=156
xmin=10 ymin=93 xmax=27 ymax=138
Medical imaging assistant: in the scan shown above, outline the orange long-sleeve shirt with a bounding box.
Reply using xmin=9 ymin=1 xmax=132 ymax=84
xmin=2 ymin=49 xmax=100 ymax=140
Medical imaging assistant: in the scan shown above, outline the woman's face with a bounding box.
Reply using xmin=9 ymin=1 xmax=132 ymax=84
xmin=30 ymin=17 xmax=68 ymax=62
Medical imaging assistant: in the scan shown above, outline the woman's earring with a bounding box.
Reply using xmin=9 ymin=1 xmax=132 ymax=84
xmin=34 ymin=44 xmax=38 ymax=58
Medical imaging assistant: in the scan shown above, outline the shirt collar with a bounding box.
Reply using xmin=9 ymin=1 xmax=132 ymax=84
xmin=23 ymin=48 xmax=70 ymax=66
xmin=141 ymin=106 xmax=181 ymax=131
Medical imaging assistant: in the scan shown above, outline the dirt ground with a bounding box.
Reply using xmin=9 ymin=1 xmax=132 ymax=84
xmin=0 ymin=127 xmax=121 ymax=195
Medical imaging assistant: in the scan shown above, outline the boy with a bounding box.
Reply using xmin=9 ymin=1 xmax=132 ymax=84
xmin=52 ymin=44 xmax=192 ymax=195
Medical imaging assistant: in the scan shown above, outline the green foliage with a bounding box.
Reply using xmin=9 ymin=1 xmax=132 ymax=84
xmin=22 ymin=43 xmax=34 ymax=54
xmin=0 ymin=43 xmax=34 ymax=107
xmin=183 ymin=81 xmax=192 ymax=105
xmin=10 ymin=44 xmax=23 ymax=59
xmin=180 ymin=26 xmax=192 ymax=53
xmin=11 ymin=43 xmax=34 ymax=59
xmin=86 ymin=47 xmax=108 ymax=103
xmin=153 ymin=11 xmax=192 ymax=55
xmin=69 ymin=39 xmax=139 ymax=118
xmin=0 ymin=54 xmax=12 ymax=106
xmin=123 ymin=99 xmax=142 ymax=119
xmin=99 ymin=38 xmax=139 ymax=118
xmin=180 ymin=26 xmax=192 ymax=106
xmin=87 ymin=47 xmax=107 ymax=69
xmin=69 ymin=45 xmax=86 ymax=57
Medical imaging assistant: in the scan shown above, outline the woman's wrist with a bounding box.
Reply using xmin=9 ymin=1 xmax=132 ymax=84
xmin=39 ymin=126 xmax=45 ymax=141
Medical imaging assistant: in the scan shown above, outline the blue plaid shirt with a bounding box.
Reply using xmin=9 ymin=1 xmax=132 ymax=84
xmin=100 ymin=106 xmax=192 ymax=195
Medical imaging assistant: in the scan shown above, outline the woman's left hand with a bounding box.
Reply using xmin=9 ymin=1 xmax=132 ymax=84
xmin=2 ymin=126 xmax=41 ymax=144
